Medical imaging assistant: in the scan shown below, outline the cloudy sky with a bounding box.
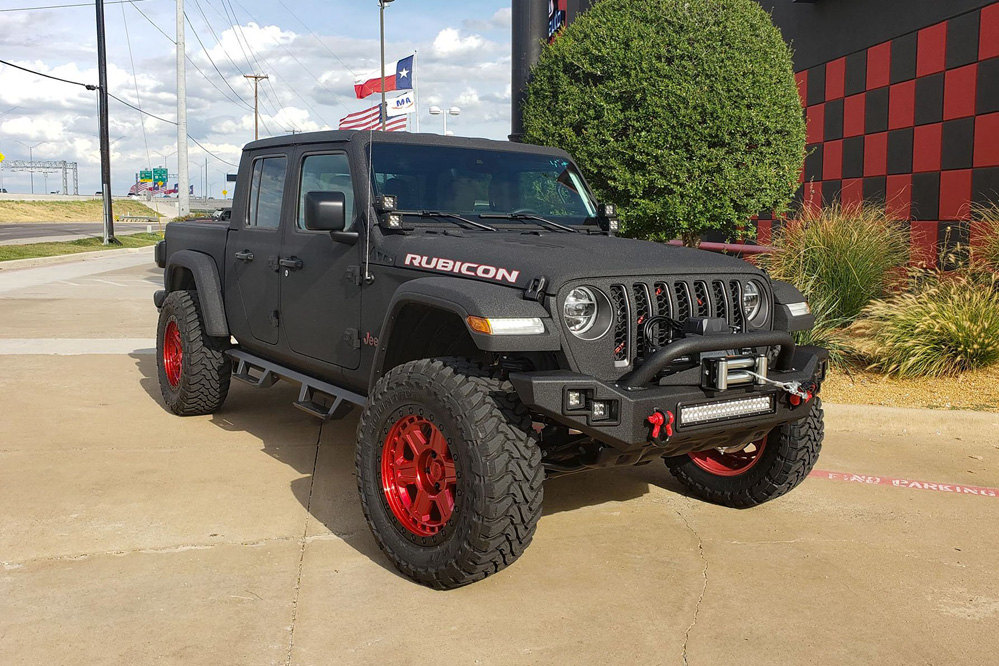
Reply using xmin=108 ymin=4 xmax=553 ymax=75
xmin=0 ymin=0 xmax=513 ymax=195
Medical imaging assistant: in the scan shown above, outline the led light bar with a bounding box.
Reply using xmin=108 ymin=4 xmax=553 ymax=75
xmin=679 ymin=395 xmax=775 ymax=426
xmin=466 ymin=316 xmax=546 ymax=335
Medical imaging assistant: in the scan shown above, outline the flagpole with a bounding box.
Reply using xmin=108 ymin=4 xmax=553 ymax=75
xmin=413 ymin=49 xmax=420 ymax=133
xmin=379 ymin=0 xmax=388 ymax=131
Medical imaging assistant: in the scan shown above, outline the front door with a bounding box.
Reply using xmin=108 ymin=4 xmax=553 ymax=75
xmin=225 ymin=154 xmax=289 ymax=346
xmin=279 ymin=149 xmax=363 ymax=369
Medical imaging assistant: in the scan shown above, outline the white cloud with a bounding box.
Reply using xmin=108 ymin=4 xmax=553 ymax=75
xmin=431 ymin=28 xmax=486 ymax=57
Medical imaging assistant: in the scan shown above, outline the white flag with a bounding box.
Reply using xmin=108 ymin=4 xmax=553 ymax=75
xmin=386 ymin=91 xmax=416 ymax=117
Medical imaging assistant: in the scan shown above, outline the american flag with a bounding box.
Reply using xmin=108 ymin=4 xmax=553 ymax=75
xmin=339 ymin=104 xmax=408 ymax=132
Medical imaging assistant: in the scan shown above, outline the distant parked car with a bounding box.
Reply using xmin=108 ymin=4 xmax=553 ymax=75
xmin=211 ymin=208 xmax=232 ymax=221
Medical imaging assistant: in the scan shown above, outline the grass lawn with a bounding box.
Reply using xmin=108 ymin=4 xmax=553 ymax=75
xmin=0 ymin=200 xmax=160 ymax=223
xmin=0 ymin=232 xmax=163 ymax=262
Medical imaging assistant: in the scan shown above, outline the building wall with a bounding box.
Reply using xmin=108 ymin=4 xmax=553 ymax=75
xmin=760 ymin=2 xmax=999 ymax=266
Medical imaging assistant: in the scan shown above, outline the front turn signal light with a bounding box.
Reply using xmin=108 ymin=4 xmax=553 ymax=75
xmin=466 ymin=316 xmax=545 ymax=336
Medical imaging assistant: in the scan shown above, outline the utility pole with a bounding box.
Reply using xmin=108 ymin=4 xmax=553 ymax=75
xmin=94 ymin=0 xmax=115 ymax=243
xmin=244 ymin=74 xmax=269 ymax=141
xmin=176 ymin=0 xmax=190 ymax=217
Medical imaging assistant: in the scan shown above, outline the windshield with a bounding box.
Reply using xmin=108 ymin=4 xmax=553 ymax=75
xmin=370 ymin=143 xmax=598 ymax=224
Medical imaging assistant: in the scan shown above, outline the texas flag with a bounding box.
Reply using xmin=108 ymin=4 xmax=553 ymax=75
xmin=354 ymin=54 xmax=415 ymax=99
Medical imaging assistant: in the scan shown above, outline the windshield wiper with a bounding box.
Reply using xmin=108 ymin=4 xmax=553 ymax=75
xmin=403 ymin=210 xmax=498 ymax=232
xmin=478 ymin=213 xmax=581 ymax=233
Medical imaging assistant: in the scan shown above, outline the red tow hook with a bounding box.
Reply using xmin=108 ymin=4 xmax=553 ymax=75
xmin=789 ymin=391 xmax=813 ymax=407
xmin=647 ymin=410 xmax=674 ymax=440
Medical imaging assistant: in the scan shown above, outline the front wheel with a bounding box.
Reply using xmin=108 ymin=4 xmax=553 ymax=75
xmin=355 ymin=358 xmax=544 ymax=589
xmin=665 ymin=398 xmax=824 ymax=508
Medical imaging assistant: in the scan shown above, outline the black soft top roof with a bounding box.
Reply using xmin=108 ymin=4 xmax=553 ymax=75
xmin=244 ymin=130 xmax=572 ymax=159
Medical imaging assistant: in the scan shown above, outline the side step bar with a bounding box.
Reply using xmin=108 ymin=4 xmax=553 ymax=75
xmin=227 ymin=349 xmax=367 ymax=421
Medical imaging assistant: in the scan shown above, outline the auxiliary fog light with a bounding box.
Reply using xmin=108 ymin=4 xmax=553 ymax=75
xmin=566 ymin=390 xmax=585 ymax=410
xmin=679 ymin=396 xmax=774 ymax=426
xmin=466 ymin=316 xmax=545 ymax=336
xmin=591 ymin=401 xmax=609 ymax=419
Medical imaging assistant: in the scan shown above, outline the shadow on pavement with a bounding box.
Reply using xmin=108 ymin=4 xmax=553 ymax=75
xmin=133 ymin=353 xmax=690 ymax=573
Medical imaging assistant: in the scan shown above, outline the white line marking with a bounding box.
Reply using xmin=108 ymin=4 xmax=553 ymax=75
xmin=0 ymin=338 xmax=156 ymax=355
xmin=95 ymin=279 xmax=128 ymax=287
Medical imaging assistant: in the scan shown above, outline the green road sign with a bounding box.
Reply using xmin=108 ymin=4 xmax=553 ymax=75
xmin=153 ymin=167 xmax=168 ymax=186
xmin=140 ymin=169 xmax=152 ymax=183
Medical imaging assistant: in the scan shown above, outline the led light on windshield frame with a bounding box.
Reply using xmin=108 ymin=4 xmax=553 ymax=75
xmin=466 ymin=316 xmax=545 ymax=336
xmin=786 ymin=302 xmax=811 ymax=317
xmin=679 ymin=396 xmax=774 ymax=426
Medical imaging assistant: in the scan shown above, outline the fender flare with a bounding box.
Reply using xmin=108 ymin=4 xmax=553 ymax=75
xmin=163 ymin=250 xmax=229 ymax=337
xmin=771 ymin=279 xmax=815 ymax=332
xmin=369 ymin=276 xmax=560 ymax=386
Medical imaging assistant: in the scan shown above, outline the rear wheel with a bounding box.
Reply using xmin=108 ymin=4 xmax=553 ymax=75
xmin=356 ymin=358 xmax=544 ymax=589
xmin=665 ymin=398 xmax=824 ymax=508
xmin=156 ymin=290 xmax=231 ymax=416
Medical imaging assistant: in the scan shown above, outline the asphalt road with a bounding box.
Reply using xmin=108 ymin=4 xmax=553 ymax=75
xmin=0 ymin=222 xmax=161 ymax=244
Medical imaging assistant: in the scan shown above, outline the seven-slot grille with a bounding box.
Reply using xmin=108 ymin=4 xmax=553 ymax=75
xmin=609 ymin=278 xmax=753 ymax=366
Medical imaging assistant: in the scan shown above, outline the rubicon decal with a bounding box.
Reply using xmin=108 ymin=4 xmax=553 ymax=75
xmin=403 ymin=253 xmax=520 ymax=284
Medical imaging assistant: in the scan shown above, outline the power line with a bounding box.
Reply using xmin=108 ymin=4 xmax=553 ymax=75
xmin=183 ymin=10 xmax=253 ymax=109
xmin=125 ymin=0 xmax=252 ymax=110
xmin=226 ymin=0 xmax=333 ymax=127
xmin=107 ymin=92 xmax=238 ymax=167
xmin=0 ymin=57 xmax=96 ymax=89
xmin=0 ymin=0 xmax=153 ymax=13
xmin=217 ymin=0 xmax=289 ymax=130
xmin=119 ymin=1 xmax=151 ymax=170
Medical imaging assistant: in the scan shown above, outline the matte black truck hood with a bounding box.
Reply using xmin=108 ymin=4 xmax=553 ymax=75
xmin=379 ymin=231 xmax=762 ymax=292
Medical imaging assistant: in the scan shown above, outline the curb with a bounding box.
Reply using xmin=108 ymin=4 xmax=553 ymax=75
xmin=0 ymin=245 xmax=155 ymax=272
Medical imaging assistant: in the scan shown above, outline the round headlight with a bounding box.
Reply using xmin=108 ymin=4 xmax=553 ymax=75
xmin=564 ymin=287 xmax=598 ymax=335
xmin=741 ymin=281 xmax=768 ymax=327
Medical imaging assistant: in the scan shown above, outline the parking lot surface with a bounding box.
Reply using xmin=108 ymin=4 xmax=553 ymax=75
xmin=1 ymin=251 xmax=997 ymax=665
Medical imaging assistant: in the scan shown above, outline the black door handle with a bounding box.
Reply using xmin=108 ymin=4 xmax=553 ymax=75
xmin=279 ymin=257 xmax=303 ymax=271
xmin=234 ymin=250 xmax=254 ymax=262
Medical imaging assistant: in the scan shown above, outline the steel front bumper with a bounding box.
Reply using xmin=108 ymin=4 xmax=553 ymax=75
xmin=509 ymin=344 xmax=828 ymax=457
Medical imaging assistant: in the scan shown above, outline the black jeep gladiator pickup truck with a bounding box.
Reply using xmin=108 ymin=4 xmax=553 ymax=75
xmin=154 ymin=130 xmax=827 ymax=589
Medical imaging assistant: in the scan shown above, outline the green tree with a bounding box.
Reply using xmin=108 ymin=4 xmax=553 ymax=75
xmin=523 ymin=0 xmax=806 ymax=246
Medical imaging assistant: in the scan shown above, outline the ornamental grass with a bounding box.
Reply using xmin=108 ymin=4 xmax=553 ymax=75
xmin=851 ymin=273 xmax=999 ymax=377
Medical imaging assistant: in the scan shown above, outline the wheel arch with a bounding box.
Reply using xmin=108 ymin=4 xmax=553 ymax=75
xmin=163 ymin=250 xmax=229 ymax=337
xmin=369 ymin=276 xmax=561 ymax=388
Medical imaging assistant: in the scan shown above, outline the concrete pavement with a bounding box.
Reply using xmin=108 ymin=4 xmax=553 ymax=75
xmin=0 ymin=255 xmax=997 ymax=665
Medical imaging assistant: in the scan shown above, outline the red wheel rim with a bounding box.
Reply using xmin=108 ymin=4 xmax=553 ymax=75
xmin=381 ymin=414 xmax=458 ymax=537
xmin=163 ymin=320 xmax=183 ymax=388
xmin=688 ymin=436 xmax=767 ymax=477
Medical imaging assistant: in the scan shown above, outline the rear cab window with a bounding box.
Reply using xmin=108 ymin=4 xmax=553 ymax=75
xmin=246 ymin=156 xmax=288 ymax=229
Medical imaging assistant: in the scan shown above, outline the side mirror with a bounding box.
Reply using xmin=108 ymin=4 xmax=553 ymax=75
xmin=304 ymin=191 xmax=346 ymax=232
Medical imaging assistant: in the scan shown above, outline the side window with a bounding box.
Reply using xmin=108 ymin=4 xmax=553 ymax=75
xmin=246 ymin=156 xmax=287 ymax=229
xmin=298 ymin=153 xmax=354 ymax=229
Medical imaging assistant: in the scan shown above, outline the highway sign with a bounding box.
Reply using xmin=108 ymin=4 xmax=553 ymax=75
xmin=140 ymin=169 xmax=152 ymax=182
xmin=0 ymin=151 xmax=5 ymax=163
xmin=222 ymin=189 xmax=228 ymax=197
xmin=153 ymin=167 xmax=168 ymax=186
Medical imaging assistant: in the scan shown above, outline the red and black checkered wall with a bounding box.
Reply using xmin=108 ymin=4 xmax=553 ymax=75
xmin=757 ymin=3 xmax=999 ymax=266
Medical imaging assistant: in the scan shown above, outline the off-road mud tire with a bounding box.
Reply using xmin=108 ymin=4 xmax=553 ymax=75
xmin=665 ymin=398 xmax=824 ymax=508
xmin=356 ymin=357 xmax=544 ymax=589
xmin=156 ymin=290 xmax=231 ymax=416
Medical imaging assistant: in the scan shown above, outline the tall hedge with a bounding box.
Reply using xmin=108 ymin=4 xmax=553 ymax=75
xmin=523 ymin=0 xmax=806 ymax=245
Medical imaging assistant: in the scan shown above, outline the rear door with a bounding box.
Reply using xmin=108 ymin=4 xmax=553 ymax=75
xmin=279 ymin=148 xmax=363 ymax=369
xmin=225 ymin=154 xmax=289 ymax=346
